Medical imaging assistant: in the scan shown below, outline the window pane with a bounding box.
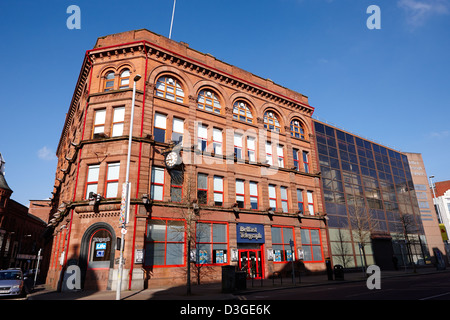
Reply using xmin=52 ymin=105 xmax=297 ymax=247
xmin=154 ymin=113 xmax=167 ymax=128
xmin=173 ymin=118 xmax=184 ymax=133
xmin=107 ymin=163 xmax=120 ymax=180
xmin=94 ymin=110 xmax=106 ymax=125
xmin=236 ymin=180 xmax=244 ymax=194
xmin=268 ymin=185 xmax=276 ymax=198
xmin=147 ymin=220 xmax=166 ymax=241
xmin=196 ymin=223 xmax=211 ymax=242
xmin=198 ymin=173 xmax=207 ymax=189
xmin=87 ymin=165 xmax=100 ymax=182
xmin=106 ymin=182 xmax=118 ymax=198
xmin=249 ymin=182 xmax=258 ymax=196
xmin=151 ymin=167 xmax=165 ymax=184
xmin=166 ymin=243 xmax=184 ymax=265
xmin=151 ymin=185 xmax=163 ymax=201
xmin=213 ymin=224 xmax=226 ymax=242
xmin=214 ymin=176 xmax=223 ymax=191
xmin=85 ymin=184 xmax=97 ymax=198
xmin=112 ymin=123 xmax=124 ymax=137
xmin=271 ymin=227 xmax=282 ymax=244
xmin=113 ymin=107 xmax=125 ymax=122
xmin=283 ymin=228 xmax=293 ymax=244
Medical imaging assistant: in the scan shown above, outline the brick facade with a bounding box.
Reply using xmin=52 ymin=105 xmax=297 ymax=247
xmin=46 ymin=29 xmax=329 ymax=291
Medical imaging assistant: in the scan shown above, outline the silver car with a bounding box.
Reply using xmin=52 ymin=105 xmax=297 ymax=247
xmin=0 ymin=269 xmax=26 ymax=298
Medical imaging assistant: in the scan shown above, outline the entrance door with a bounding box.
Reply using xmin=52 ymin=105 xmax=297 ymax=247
xmin=239 ymin=249 xmax=263 ymax=279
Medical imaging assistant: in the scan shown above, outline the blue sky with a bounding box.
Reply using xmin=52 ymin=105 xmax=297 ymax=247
xmin=0 ymin=0 xmax=449 ymax=206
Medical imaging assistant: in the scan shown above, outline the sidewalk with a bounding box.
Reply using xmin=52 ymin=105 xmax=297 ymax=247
xmin=27 ymin=266 xmax=449 ymax=300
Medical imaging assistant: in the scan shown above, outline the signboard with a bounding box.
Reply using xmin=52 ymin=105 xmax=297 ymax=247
xmin=439 ymin=224 xmax=448 ymax=241
xmin=236 ymin=223 xmax=265 ymax=243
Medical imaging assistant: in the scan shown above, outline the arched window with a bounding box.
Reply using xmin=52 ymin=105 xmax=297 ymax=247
xmin=104 ymin=71 xmax=115 ymax=92
xmin=155 ymin=76 xmax=185 ymax=103
xmin=197 ymin=89 xmax=221 ymax=114
xmin=119 ymin=69 xmax=130 ymax=89
xmin=264 ymin=111 xmax=281 ymax=132
xmin=290 ymin=119 xmax=306 ymax=139
xmin=233 ymin=101 xmax=254 ymax=124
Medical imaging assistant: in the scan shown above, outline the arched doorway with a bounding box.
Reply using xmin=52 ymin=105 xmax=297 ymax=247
xmin=80 ymin=223 xmax=116 ymax=290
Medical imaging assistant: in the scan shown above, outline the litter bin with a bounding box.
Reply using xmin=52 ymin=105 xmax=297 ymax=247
xmin=333 ymin=264 xmax=344 ymax=280
xmin=325 ymin=258 xmax=333 ymax=281
xmin=235 ymin=271 xmax=247 ymax=290
xmin=222 ymin=266 xmax=236 ymax=293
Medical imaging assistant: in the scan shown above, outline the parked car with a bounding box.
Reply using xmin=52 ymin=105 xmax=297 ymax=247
xmin=0 ymin=269 xmax=26 ymax=298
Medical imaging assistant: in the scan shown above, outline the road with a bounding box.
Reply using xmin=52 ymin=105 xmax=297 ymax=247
xmin=237 ymin=272 xmax=450 ymax=300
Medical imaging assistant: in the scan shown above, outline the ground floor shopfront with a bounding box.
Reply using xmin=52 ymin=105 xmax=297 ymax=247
xmin=45 ymin=204 xmax=329 ymax=291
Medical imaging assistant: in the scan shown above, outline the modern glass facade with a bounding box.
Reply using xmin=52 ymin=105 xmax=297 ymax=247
xmin=314 ymin=120 xmax=429 ymax=268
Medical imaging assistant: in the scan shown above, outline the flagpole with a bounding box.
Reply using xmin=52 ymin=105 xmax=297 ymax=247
xmin=169 ymin=0 xmax=176 ymax=39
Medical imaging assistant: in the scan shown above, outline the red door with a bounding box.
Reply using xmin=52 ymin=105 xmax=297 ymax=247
xmin=238 ymin=249 xmax=264 ymax=279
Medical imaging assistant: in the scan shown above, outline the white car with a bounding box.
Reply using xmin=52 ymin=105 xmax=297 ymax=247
xmin=0 ymin=269 xmax=26 ymax=298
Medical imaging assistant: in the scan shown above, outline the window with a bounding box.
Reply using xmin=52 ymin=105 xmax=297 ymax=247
xmin=264 ymin=111 xmax=281 ymax=132
xmin=169 ymin=170 xmax=183 ymax=202
xmin=112 ymin=107 xmax=125 ymax=137
xmin=293 ymin=148 xmax=300 ymax=171
xmin=93 ymin=109 xmax=106 ymax=137
xmin=172 ymin=117 xmax=184 ymax=144
xmin=290 ymin=119 xmax=305 ymax=139
xmin=266 ymin=142 xmax=273 ymax=166
xmin=197 ymin=89 xmax=221 ymax=114
xmin=104 ymin=71 xmax=115 ymax=92
xmin=156 ymin=76 xmax=185 ymax=103
xmin=151 ymin=167 xmax=165 ymax=201
xmin=277 ymin=145 xmax=284 ymax=168
xmin=197 ymin=173 xmax=208 ymax=204
xmin=197 ymin=124 xmax=208 ymax=152
xmin=196 ymin=222 xmax=228 ymax=265
xmin=297 ymin=189 xmax=304 ymax=213
xmin=303 ymin=151 xmax=310 ymax=173
xmin=272 ymin=227 xmax=294 ymax=262
xmin=145 ymin=219 xmax=185 ymax=267
xmin=249 ymin=182 xmax=259 ymax=209
xmin=232 ymin=101 xmax=253 ymax=123
xmin=105 ymin=162 xmax=120 ymax=198
xmin=213 ymin=128 xmax=222 ymax=154
xmin=247 ymin=136 xmax=256 ymax=162
xmin=85 ymin=164 xmax=100 ymax=199
xmin=234 ymin=133 xmax=243 ymax=160
xmin=154 ymin=113 xmax=167 ymax=143
xmin=235 ymin=180 xmax=245 ymax=208
xmin=119 ymin=69 xmax=130 ymax=89
xmin=307 ymin=191 xmax=315 ymax=214
xmin=280 ymin=186 xmax=288 ymax=213
xmin=268 ymin=184 xmax=277 ymax=210
xmin=213 ymin=176 xmax=224 ymax=206
xmin=301 ymin=229 xmax=323 ymax=262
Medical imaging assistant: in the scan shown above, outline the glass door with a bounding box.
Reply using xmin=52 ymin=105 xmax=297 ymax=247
xmin=239 ymin=249 xmax=263 ymax=279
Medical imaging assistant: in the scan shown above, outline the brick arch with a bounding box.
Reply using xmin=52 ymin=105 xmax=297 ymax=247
xmin=193 ymin=80 xmax=229 ymax=107
xmin=287 ymin=113 xmax=310 ymax=138
xmin=261 ymin=104 xmax=285 ymax=133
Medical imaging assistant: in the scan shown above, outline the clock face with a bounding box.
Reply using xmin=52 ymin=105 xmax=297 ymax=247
xmin=165 ymin=151 xmax=178 ymax=168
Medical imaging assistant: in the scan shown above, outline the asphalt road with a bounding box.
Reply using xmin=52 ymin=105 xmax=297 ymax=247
xmin=237 ymin=271 xmax=450 ymax=300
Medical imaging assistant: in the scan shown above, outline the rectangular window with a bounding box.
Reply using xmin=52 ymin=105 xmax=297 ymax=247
xmin=293 ymin=148 xmax=300 ymax=171
xmin=213 ymin=128 xmax=222 ymax=154
xmin=85 ymin=164 xmax=100 ymax=199
xmin=249 ymin=181 xmax=259 ymax=210
xmin=277 ymin=145 xmax=284 ymax=168
xmin=213 ymin=176 xmax=224 ymax=206
xmin=93 ymin=109 xmax=106 ymax=137
xmin=111 ymin=107 xmax=125 ymax=137
xmin=268 ymin=184 xmax=277 ymax=210
xmin=172 ymin=117 xmax=184 ymax=144
xmin=198 ymin=124 xmax=208 ymax=152
xmin=234 ymin=133 xmax=243 ymax=160
xmin=196 ymin=222 xmax=228 ymax=265
xmin=301 ymin=228 xmax=323 ymax=262
xmin=105 ymin=162 xmax=120 ymax=198
xmin=247 ymin=136 xmax=256 ymax=162
xmin=235 ymin=179 xmax=245 ymax=208
xmin=297 ymin=189 xmax=304 ymax=213
xmin=307 ymin=191 xmax=315 ymax=214
xmin=154 ymin=113 xmax=167 ymax=143
xmin=145 ymin=219 xmax=185 ymax=267
xmin=280 ymin=186 xmax=288 ymax=213
xmin=197 ymin=173 xmax=208 ymax=204
xmin=272 ymin=226 xmax=294 ymax=262
xmin=169 ymin=170 xmax=183 ymax=202
xmin=151 ymin=167 xmax=165 ymax=201
xmin=303 ymin=151 xmax=310 ymax=173
xmin=266 ymin=142 xmax=273 ymax=166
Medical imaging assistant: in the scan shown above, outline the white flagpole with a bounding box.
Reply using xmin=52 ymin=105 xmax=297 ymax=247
xmin=169 ymin=0 xmax=176 ymax=39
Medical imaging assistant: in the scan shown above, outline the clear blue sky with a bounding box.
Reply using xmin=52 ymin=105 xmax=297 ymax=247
xmin=1 ymin=0 xmax=449 ymax=206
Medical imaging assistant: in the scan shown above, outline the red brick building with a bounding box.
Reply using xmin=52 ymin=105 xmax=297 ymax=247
xmin=46 ymin=29 xmax=328 ymax=291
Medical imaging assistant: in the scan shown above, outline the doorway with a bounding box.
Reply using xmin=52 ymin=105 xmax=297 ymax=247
xmin=238 ymin=249 xmax=264 ymax=279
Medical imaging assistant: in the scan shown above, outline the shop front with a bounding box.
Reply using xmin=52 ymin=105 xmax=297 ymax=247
xmin=236 ymin=223 xmax=265 ymax=279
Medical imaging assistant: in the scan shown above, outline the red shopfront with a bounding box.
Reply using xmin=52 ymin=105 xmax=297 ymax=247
xmin=236 ymin=223 xmax=265 ymax=279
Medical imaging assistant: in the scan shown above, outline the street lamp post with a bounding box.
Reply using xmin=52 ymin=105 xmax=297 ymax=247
xmin=116 ymin=74 xmax=141 ymax=300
